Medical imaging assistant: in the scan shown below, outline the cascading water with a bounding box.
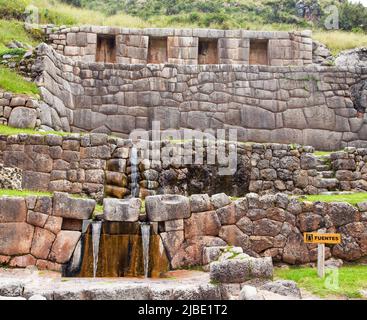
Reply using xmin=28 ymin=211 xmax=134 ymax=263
xmin=140 ymin=222 xmax=151 ymax=278
xmin=130 ymin=146 xmax=139 ymax=198
xmin=91 ymin=221 xmax=102 ymax=278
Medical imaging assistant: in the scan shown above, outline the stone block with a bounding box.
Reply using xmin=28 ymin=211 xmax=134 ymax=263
xmin=146 ymin=195 xmax=190 ymax=222
xmin=53 ymin=192 xmax=95 ymax=220
xmin=210 ymin=257 xmax=273 ymax=283
xmin=0 ymin=223 xmax=34 ymax=255
xmin=0 ymin=197 xmax=27 ymax=223
xmin=103 ymin=198 xmax=141 ymax=222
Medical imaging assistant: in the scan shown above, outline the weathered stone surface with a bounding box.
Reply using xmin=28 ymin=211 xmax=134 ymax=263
xmin=146 ymin=195 xmax=190 ymax=221
xmin=283 ymin=231 xmax=310 ymax=264
xmin=49 ymin=230 xmax=81 ymax=264
xmin=103 ymin=198 xmax=141 ymax=222
xmin=160 ymin=231 xmax=184 ymax=261
xmin=171 ymin=236 xmax=226 ymax=268
xmin=53 ymin=192 xmax=95 ymax=220
xmin=0 ymin=223 xmax=34 ymax=255
xmin=260 ymin=280 xmax=301 ymax=298
xmin=31 ymin=227 xmax=55 ymax=259
xmin=184 ymin=211 xmax=221 ymax=238
xmin=219 ymin=225 xmax=250 ymax=251
xmin=211 ymin=193 xmax=231 ymax=209
xmin=253 ymin=219 xmax=282 ymax=236
xmin=0 ymin=197 xmax=27 ymax=223
xmin=190 ymin=194 xmax=212 ymax=213
xmin=9 ymin=254 xmax=36 ymax=267
xmin=239 ymin=285 xmax=263 ymax=300
xmin=8 ymin=107 xmax=37 ymax=129
xmin=327 ymin=202 xmax=359 ymax=227
xmin=209 ymin=257 xmax=273 ymax=283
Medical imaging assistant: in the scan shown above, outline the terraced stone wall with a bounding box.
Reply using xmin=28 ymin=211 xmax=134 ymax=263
xmin=33 ymin=44 xmax=367 ymax=150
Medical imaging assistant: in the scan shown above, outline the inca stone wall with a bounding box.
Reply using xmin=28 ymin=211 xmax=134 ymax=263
xmin=34 ymin=44 xmax=367 ymax=150
xmin=0 ymin=92 xmax=41 ymax=129
xmin=0 ymin=192 xmax=95 ymax=271
xmin=45 ymin=27 xmax=312 ymax=66
xmin=1 ymin=132 xmax=367 ymax=199
xmin=1 ymin=191 xmax=366 ymax=272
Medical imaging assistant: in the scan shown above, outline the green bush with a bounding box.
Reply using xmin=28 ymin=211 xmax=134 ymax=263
xmin=0 ymin=0 xmax=30 ymax=19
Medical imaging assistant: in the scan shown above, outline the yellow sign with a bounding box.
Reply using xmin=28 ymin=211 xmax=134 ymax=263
xmin=304 ymin=233 xmax=341 ymax=244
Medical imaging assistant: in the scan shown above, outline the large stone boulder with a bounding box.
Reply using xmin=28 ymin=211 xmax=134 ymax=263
xmin=0 ymin=223 xmax=34 ymax=255
xmin=260 ymin=280 xmax=301 ymax=298
xmin=184 ymin=211 xmax=221 ymax=238
xmin=49 ymin=230 xmax=81 ymax=264
xmin=335 ymin=47 xmax=367 ymax=68
xmin=53 ymin=192 xmax=95 ymax=220
xmin=146 ymin=195 xmax=190 ymax=222
xmin=8 ymin=107 xmax=37 ymax=129
xmin=209 ymin=257 xmax=273 ymax=283
xmin=0 ymin=197 xmax=27 ymax=223
xmin=103 ymin=198 xmax=141 ymax=222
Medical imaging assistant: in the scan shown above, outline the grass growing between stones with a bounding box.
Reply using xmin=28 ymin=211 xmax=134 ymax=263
xmin=0 ymin=66 xmax=39 ymax=96
xmin=0 ymin=188 xmax=52 ymax=197
xmin=0 ymin=124 xmax=69 ymax=136
xmin=275 ymin=265 xmax=367 ymax=299
xmin=302 ymin=193 xmax=367 ymax=206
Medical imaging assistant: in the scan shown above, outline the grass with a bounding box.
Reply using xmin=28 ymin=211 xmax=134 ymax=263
xmin=275 ymin=265 xmax=367 ymax=299
xmin=31 ymin=0 xmax=150 ymax=27
xmin=314 ymin=151 xmax=333 ymax=157
xmin=313 ymin=30 xmax=367 ymax=56
xmin=0 ymin=66 xmax=39 ymax=96
xmin=0 ymin=19 xmax=38 ymax=51
xmin=0 ymin=124 xmax=70 ymax=136
xmin=302 ymin=192 xmax=367 ymax=206
xmin=0 ymin=188 xmax=52 ymax=197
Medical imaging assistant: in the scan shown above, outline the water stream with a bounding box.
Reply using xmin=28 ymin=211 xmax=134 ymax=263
xmin=130 ymin=146 xmax=139 ymax=198
xmin=91 ymin=221 xmax=102 ymax=278
xmin=140 ymin=223 xmax=151 ymax=278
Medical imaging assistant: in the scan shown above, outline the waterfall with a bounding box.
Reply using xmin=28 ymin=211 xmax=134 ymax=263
xmin=91 ymin=221 xmax=102 ymax=278
xmin=140 ymin=222 xmax=151 ymax=278
xmin=130 ymin=146 xmax=139 ymax=198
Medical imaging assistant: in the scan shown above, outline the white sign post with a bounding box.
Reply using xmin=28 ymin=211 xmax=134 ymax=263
xmin=317 ymin=243 xmax=325 ymax=278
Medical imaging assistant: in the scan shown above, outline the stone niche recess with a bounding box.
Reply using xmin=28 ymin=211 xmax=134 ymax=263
xmin=96 ymin=34 xmax=116 ymax=63
xmin=147 ymin=37 xmax=168 ymax=64
xmin=198 ymin=38 xmax=218 ymax=64
xmin=250 ymin=39 xmax=269 ymax=65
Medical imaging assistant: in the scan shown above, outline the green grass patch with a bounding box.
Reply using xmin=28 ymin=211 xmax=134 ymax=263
xmin=0 ymin=19 xmax=38 ymax=51
xmin=0 ymin=66 xmax=39 ymax=96
xmin=314 ymin=151 xmax=333 ymax=157
xmin=302 ymin=193 xmax=367 ymax=206
xmin=0 ymin=188 xmax=52 ymax=197
xmin=0 ymin=124 xmax=70 ymax=136
xmin=275 ymin=265 xmax=367 ymax=299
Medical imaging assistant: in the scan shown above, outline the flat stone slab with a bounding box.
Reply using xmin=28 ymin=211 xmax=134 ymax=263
xmin=0 ymin=268 xmax=222 ymax=300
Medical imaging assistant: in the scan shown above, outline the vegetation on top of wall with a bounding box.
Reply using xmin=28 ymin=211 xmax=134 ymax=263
xmin=301 ymin=193 xmax=367 ymax=206
xmin=275 ymin=265 xmax=367 ymax=298
xmin=0 ymin=188 xmax=52 ymax=197
xmin=0 ymin=124 xmax=68 ymax=136
xmin=0 ymin=66 xmax=39 ymax=95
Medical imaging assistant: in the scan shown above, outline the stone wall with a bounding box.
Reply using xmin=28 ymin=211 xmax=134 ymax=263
xmin=34 ymin=44 xmax=367 ymax=150
xmin=103 ymin=193 xmax=367 ymax=268
xmin=0 ymin=92 xmax=41 ymax=129
xmin=2 ymin=191 xmax=366 ymax=272
xmin=1 ymin=133 xmax=367 ymax=199
xmin=0 ymin=192 xmax=95 ymax=271
xmin=45 ymin=27 xmax=312 ymax=66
